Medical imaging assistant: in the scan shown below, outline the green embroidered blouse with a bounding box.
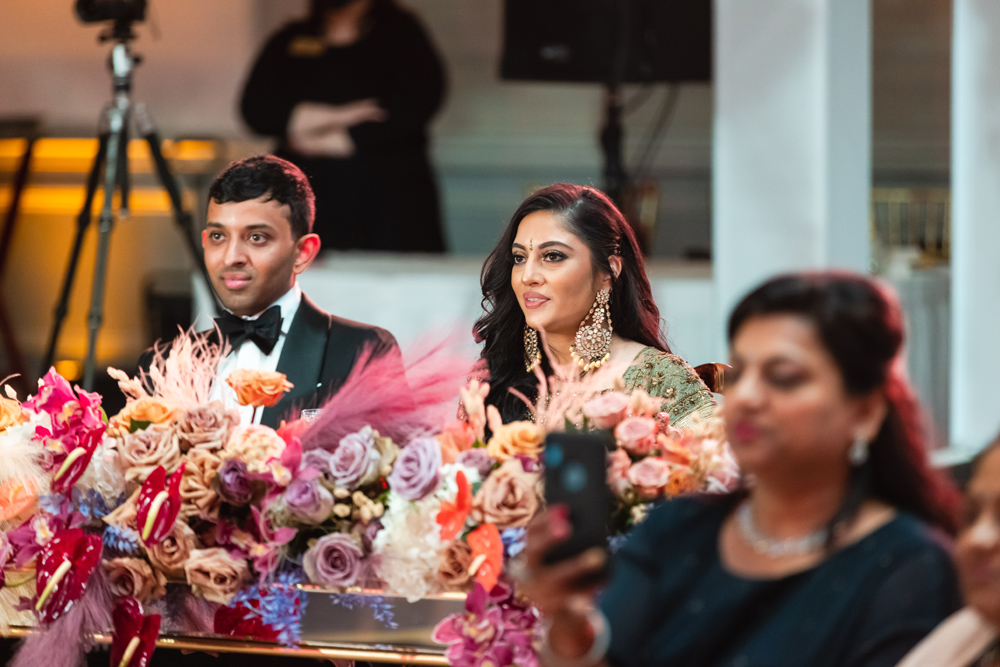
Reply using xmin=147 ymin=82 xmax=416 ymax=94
xmin=621 ymin=347 xmax=716 ymax=427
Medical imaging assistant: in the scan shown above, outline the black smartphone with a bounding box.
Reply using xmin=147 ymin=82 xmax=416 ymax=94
xmin=543 ymin=431 xmax=611 ymax=585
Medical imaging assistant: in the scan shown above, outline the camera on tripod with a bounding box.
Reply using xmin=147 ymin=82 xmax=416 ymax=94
xmin=75 ymin=0 xmax=147 ymax=26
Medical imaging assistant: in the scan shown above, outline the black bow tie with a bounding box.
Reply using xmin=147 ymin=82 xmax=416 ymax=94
xmin=215 ymin=305 xmax=283 ymax=355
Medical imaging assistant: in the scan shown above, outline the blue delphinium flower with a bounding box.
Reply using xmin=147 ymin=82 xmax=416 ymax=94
xmin=103 ymin=525 xmax=142 ymax=555
xmin=501 ymin=527 xmax=527 ymax=559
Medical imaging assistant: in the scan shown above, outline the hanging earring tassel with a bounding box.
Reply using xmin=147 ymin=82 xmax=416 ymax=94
xmin=849 ymin=436 xmax=869 ymax=466
xmin=571 ymin=288 xmax=613 ymax=372
xmin=523 ymin=325 xmax=541 ymax=372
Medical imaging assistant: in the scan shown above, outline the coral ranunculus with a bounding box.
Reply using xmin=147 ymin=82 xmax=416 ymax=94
xmin=225 ymin=369 xmax=293 ymax=408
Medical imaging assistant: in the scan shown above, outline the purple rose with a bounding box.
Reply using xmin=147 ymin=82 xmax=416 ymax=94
xmin=303 ymin=533 xmax=364 ymax=589
xmin=331 ymin=428 xmax=379 ymax=489
xmin=387 ymin=437 xmax=442 ymax=500
xmin=456 ymin=449 xmax=495 ymax=478
xmin=284 ymin=478 xmax=334 ymax=524
xmin=302 ymin=449 xmax=337 ymax=486
xmin=217 ymin=459 xmax=252 ymax=505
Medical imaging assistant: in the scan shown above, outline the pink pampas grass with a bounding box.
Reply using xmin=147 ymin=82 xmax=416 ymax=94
xmin=300 ymin=333 xmax=474 ymax=451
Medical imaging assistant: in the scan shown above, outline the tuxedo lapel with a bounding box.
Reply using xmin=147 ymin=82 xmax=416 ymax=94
xmin=261 ymin=297 xmax=330 ymax=427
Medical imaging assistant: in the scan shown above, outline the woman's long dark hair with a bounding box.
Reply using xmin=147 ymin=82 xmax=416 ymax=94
xmin=475 ymin=183 xmax=668 ymax=423
xmin=728 ymin=271 xmax=961 ymax=535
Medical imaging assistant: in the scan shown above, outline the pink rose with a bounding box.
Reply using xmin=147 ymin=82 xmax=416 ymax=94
xmin=606 ymin=449 xmax=632 ymax=494
xmin=626 ymin=457 xmax=672 ymax=497
xmin=582 ymin=392 xmax=631 ymax=429
xmin=615 ymin=417 xmax=658 ymax=455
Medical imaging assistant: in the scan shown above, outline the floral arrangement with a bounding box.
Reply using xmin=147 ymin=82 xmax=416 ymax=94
xmin=0 ymin=333 xmax=737 ymax=667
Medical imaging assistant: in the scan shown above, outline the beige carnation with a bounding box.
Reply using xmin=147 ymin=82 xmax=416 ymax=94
xmin=486 ymin=421 xmax=544 ymax=462
xmin=224 ymin=424 xmax=285 ymax=473
xmin=176 ymin=402 xmax=239 ymax=452
xmin=437 ymin=540 xmax=473 ymax=589
xmin=179 ymin=448 xmax=223 ymax=519
xmin=184 ymin=548 xmax=251 ymax=605
xmin=120 ymin=423 xmax=181 ymax=483
xmin=470 ymin=459 xmax=540 ymax=530
xmin=145 ymin=521 xmax=198 ymax=579
xmin=103 ymin=557 xmax=166 ymax=604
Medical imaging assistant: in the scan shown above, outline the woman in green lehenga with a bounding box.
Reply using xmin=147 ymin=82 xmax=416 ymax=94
xmin=472 ymin=183 xmax=715 ymax=428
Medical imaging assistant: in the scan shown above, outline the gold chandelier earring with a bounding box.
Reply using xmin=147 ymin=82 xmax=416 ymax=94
xmin=571 ymin=288 xmax=612 ymax=371
xmin=523 ymin=325 xmax=541 ymax=372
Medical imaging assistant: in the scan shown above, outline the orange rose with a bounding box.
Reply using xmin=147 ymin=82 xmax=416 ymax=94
xmin=225 ymin=369 xmax=293 ymax=408
xmin=109 ymin=396 xmax=179 ymax=436
xmin=0 ymin=396 xmax=26 ymax=432
xmin=486 ymin=421 xmax=544 ymax=462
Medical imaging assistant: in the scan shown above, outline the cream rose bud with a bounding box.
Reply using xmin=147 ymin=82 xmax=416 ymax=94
xmin=184 ymin=548 xmax=251 ymax=605
xmin=582 ymin=391 xmax=631 ymax=429
xmin=626 ymin=457 xmax=672 ymax=497
xmin=615 ymin=417 xmax=659 ymax=455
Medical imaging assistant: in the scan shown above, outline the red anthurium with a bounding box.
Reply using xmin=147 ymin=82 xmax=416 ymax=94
xmin=111 ymin=597 xmax=161 ymax=667
xmin=34 ymin=528 xmax=101 ymax=623
xmin=135 ymin=464 xmax=186 ymax=546
xmin=49 ymin=431 xmax=102 ymax=495
xmin=437 ymin=471 xmax=472 ymax=541
xmin=467 ymin=523 xmax=504 ymax=593
xmin=214 ymin=599 xmax=280 ymax=642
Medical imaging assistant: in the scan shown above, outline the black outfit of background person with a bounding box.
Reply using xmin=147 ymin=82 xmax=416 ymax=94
xmin=599 ymin=495 xmax=962 ymax=667
xmin=240 ymin=0 xmax=447 ymax=253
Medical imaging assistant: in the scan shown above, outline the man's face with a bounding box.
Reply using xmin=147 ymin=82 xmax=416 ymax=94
xmin=202 ymin=196 xmax=317 ymax=317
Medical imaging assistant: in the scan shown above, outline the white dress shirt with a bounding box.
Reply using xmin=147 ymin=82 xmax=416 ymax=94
xmin=212 ymin=284 xmax=302 ymax=425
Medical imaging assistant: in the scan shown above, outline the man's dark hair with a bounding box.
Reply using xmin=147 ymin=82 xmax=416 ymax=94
xmin=208 ymin=155 xmax=315 ymax=238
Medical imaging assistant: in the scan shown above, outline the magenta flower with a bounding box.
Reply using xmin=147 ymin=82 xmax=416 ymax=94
xmin=433 ymin=581 xmax=541 ymax=667
xmin=218 ymin=507 xmax=296 ymax=580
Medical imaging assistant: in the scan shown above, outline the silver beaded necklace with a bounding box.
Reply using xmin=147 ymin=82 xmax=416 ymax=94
xmin=735 ymin=501 xmax=829 ymax=557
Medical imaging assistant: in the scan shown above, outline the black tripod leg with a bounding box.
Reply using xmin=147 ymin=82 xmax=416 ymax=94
xmin=136 ymin=104 xmax=217 ymax=316
xmin=41 ymin=132 xmax=108 ymax=374
xmin=82 ymin=106 xmax=126 ymax=390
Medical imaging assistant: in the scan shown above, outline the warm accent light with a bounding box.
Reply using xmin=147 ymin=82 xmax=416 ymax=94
xmin=54 ymin=359 xmax=83 ymax=381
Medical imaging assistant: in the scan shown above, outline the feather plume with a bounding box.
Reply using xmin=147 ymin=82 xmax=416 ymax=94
xmin=300 ymin=331 xmax=476 ymax=451
xmin=109 ymin=326 xmax=230 ymax=408
xmin=10 ymin=561 xmax=114 ymax=667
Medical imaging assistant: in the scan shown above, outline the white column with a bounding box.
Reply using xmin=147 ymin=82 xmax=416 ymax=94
xmin=713 ymin=0 xmax=872 ymax=351
xmin=950 ymin=0 xmax=1000 ymax=452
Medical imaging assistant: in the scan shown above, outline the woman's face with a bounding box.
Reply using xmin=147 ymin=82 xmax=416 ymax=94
xmin=722 ymin=314 xmax=882 ymax=482
xmin=955 ymin=446 xmax=1000 ymax=626
xmin=510 ymin=211 xmax=607 ymax=337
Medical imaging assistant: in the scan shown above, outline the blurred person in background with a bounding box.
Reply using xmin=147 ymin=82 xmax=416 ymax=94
xmin=240 ymin=0 xmax=447 ymax=253
xmin=521 ymin=271 xmax=963 ymax=667
xmin=897 ymin=438 xmax=1000 ymax=666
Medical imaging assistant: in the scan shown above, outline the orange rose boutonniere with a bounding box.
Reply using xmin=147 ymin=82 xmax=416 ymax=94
xmin=225 ymin=369 xmax=293 ymax=416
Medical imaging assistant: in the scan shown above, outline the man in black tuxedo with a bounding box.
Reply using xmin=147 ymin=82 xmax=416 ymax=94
xmin=142 ymin=154 xmax=400 ymax=428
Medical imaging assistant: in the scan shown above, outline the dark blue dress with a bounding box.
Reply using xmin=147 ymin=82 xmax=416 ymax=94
xmin=600 ymin=496 xmax=961 ymax=667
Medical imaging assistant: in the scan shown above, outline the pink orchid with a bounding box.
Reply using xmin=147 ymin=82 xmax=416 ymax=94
xmin=216 ymin=509 xmax=296 ymax=580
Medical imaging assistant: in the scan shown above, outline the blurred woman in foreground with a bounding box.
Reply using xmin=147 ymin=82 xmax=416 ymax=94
xmin=523 ymin=272 xmax=962 ymax=667
xmin=897 ymin=440 xmax=1000 ymax=666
